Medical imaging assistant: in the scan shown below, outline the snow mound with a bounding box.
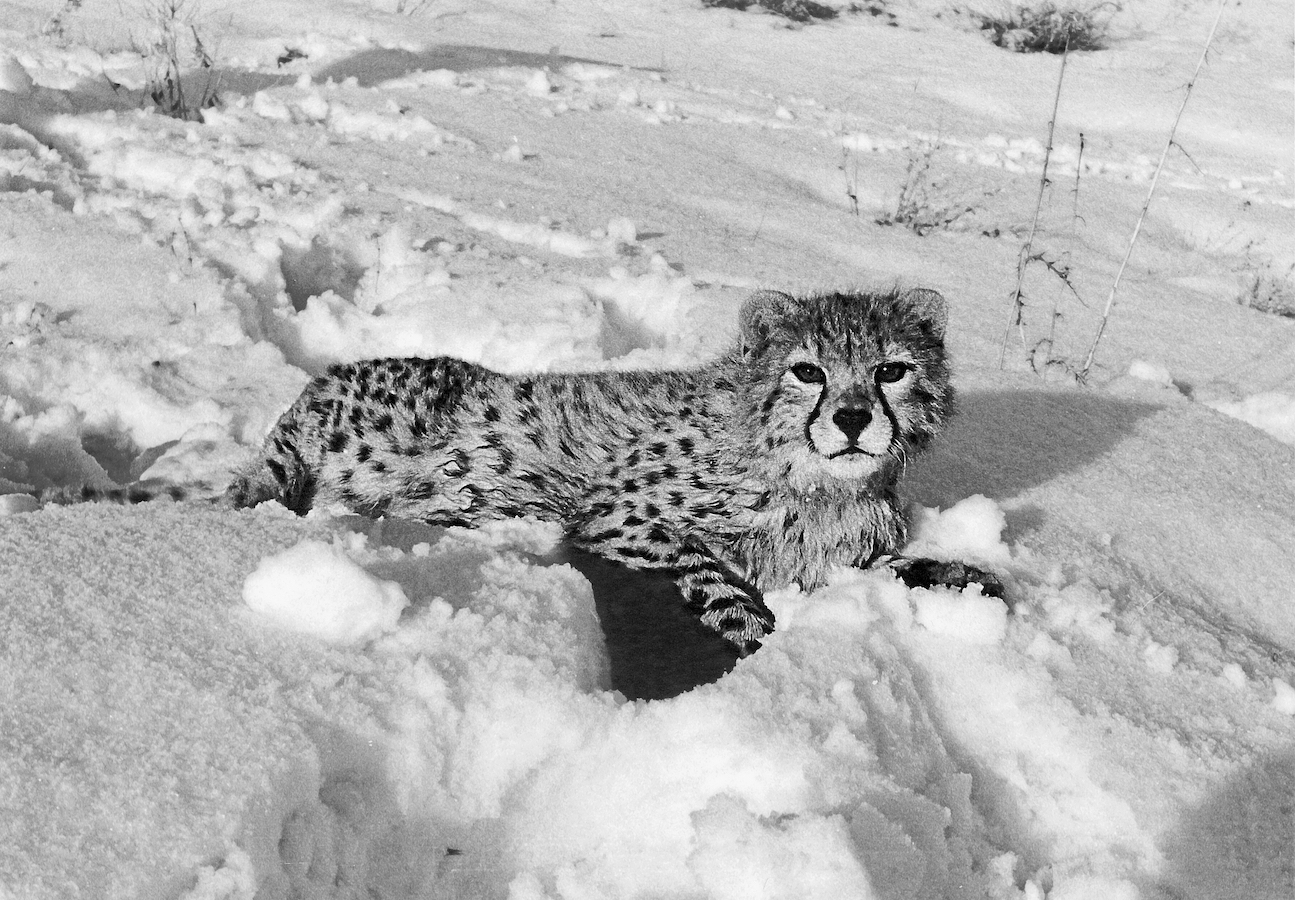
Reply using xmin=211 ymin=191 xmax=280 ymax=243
xmin=243 ymin=538 xmax=409 ymax=644
xmin=904 ymin=493 xmax=1012 ymax=568
xmin=1206 ymin=391 xmax=1295 ymax=446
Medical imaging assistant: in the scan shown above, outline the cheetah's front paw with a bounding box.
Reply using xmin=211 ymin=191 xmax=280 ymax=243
xmin=680 ymin=575 xmax=775 ymax=657
xmin=890 ymin=557 xmax=1006 ymax=601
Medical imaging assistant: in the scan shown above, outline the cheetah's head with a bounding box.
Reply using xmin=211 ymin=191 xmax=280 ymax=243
xmin=735 ymin=288 xmax=953 ymax=492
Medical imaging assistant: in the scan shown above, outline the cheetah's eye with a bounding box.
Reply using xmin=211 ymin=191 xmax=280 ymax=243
xmin=789 ymin=363 xmax=826 ymax=384
xmin=875 ymin=362 xmax=910 ymax=383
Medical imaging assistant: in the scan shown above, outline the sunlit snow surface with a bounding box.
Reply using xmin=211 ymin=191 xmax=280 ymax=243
xmin=0 ymin=0 xmax=1293 ymax=897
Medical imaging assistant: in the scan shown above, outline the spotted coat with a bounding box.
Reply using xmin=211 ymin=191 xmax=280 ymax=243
xmin=227 ymin=288 xmax=989 ymax=654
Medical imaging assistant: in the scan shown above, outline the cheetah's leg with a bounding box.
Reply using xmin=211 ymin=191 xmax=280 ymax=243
xmin=224 ymin=424 xmax=319 ymax=514
xmin=572 ymin=523 xmax=774 ymax=656
xmin=672 ymin=536 xmax=775 ymax=657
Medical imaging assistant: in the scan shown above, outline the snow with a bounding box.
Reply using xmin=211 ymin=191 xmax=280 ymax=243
xmin=1206 ymin=391 xmax=1295 ymax=446
xmin=242 ymin=538 xmax=410 ymax=644
xmin=1 ymin=0 xmax=1293 ymax=897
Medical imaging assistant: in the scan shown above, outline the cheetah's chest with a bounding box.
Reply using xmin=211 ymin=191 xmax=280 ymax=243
xmin=734 ymin=493 xmax=903 ymax=592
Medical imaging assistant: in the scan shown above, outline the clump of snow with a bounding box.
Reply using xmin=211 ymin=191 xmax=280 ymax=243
xmin=0 ymin=492 xmax=39 ymax=515
xmin=1272 ymin=679 xmax=1295 ymax=715
xmin=586 ymin=253 xmax=700 ymax=356
xmin=903 ymin=494 xmax=1012 ymax=568
xmin=687 ymin=796 xmax=874 ymax=900
xmin=1127 ymin=359 xmax=1174 ymax=386
xmin=1142 ymin=638 xmax=1179 ymax=674
xmin=243 ymin=539 xmax=409 ymax=644
xmin=1219 ymin=662 xmax=1248 ymax=689
xmin=0 ymin=53 xmax=33 ymax=95
xmin=524 ymin=70 xmax=553 ymax=97
xmin=1205 ymin=391 xmax=1295 ymax=446
xmin=912 ymin=588 xmax=1008 ymax=643
xmin=176 ymin=848 xmax=257 ymax=900
xmin=604 ymin=216 xmax=638 ymax=246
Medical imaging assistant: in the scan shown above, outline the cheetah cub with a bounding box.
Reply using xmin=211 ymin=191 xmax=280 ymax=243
xmin=228 ymin=288 xmax=1002 ymax=654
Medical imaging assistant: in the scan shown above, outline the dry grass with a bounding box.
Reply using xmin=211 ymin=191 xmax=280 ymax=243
xmin=875 ymin=141 xmax=978 ymax=236
xmin=139 ymin=0 xmax=221 ymax=121
xmin=701 ymin=0 xmax=841 ymax=23
xmin=971 ymin=2 xmax=1112 ymax=53
xmin=1237 ymin=266 xmax=1295 ymax=319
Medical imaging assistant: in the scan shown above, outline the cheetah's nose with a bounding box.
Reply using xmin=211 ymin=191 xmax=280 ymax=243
xmin=832 ymin=406 xmax=872 ymax=442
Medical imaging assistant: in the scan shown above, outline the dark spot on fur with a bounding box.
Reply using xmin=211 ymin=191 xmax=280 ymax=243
xmin=371 ymin=461 xmax=387 ymax=474
xmin=406 ymin=480 xmax=437 ymax=501
xmin=495 ymin=446 xmax=515 ymax=474
xmin=373 ymin=412 xmax=393 ymax=433
xmin=684 ymin=588 xmax=708 ymax=612
xmin=646 ymin=524 xmax=672 ymax=544
xmin=644 ymin=502 xmax=661 ymax=518
xmin=622 ymin=478 xmax=639 ymax=493
xmin=622 ymin=514 xmax=646 ymax=527
xmin=718 ymin=615 xmax=745 ymax=632
xmin=514 ymin=381 xmax=534 ymax=403
xmin=649 ymin=441 xmax=668 ymax=458
xmin=339 ymin=468 xmax=354 ymax=485
xmin=484 ymin=405 xmax=500 ymax=423
xmin=451 ymin=449 xmax=471 ymax=474
xmin=327 ymin=431 xmax=348 ymax=453
xmin=356 ymin=443 xmax=372 ymax=462
xmin=677 ymin=437 xmax=695 ymax=455
xmin=266 ymin=459 xmax=287 ymax=484
xmin=626 ymin=449 xmax=641 ymax=467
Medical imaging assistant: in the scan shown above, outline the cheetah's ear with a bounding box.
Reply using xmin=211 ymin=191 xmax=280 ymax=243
xmin=739 ymin=290 xmax=797 ymax=357
xmin=900 ymin=288 xmax=948 ymax=341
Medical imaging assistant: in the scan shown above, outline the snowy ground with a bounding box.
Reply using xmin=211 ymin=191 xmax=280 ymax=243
xmin=0 ymin=0 xmax=1292 ymax=897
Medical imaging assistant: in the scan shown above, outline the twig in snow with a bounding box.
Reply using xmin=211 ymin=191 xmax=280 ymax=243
xmin=1071 ymin=131 xmax=1085 ymax=222
xmin=1078 ymin=0 xmax=1227 ymax=382
xmin=1000 ymin=38 xmax=1070 ymax=367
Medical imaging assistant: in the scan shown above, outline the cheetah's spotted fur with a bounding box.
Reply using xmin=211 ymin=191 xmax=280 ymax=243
xmin=227 ymin=288 xmax=999 ymax=654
